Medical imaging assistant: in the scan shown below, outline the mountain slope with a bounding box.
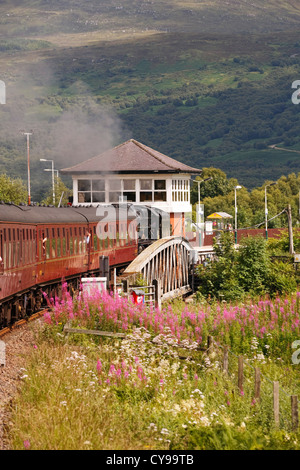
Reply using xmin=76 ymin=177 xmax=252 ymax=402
xmin=0 ymin=2 xmax=300 ymax=199
xmin=0 ymin=0 xmax=300 ymax=38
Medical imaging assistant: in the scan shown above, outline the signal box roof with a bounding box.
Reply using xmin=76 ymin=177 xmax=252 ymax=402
xmin=61 ymin=139 xmax=201 ymax=175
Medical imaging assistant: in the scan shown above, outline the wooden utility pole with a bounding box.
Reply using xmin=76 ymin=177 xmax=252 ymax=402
xmin=287 ymin=204 xmax=294 ymax=255
xmin=223 ymin=346 xmax=229 ymax=375
xmin=254 ymin=368 xmax=261 ymax=402
xmin=291 ymin=395 xmax=299 ymax=431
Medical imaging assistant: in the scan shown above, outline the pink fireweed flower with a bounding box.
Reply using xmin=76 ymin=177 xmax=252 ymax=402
xmin=24 ymin=440 xmax=30 ymax=449
xmin=96 ymin=359 xmax=102 ymax=373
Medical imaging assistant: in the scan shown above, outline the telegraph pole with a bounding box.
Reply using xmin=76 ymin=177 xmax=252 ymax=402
xmin=287 ymin=204 xmax=294 ymax=255
xmin=265 ymin=182 xmax=277 ymax=240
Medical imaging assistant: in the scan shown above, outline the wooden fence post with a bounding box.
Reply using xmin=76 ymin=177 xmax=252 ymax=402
xmin=254 ymin=368 xmax=261 ymax=402
xmin=291 ymin=395 xmax=299 ymax=431
xmin=223 ymin=346 xmax=228 ymax=374
xmin=207 ymin=336 xmax=214 ymax=356
xmin=273 ymin=381 xmax=280 ymax=427
xmin=238 ymin=356 xmax=243 ymax=392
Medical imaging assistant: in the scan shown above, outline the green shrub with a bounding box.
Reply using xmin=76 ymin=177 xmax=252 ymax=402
xmin=266 ymin=261 xmax=297 ymax=295
xmin=237 ymin=236 xmax=270 ymax=294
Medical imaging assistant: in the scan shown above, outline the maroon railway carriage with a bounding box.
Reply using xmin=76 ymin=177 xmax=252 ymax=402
xmin=0 ymin=203 xmax=138 ymax=327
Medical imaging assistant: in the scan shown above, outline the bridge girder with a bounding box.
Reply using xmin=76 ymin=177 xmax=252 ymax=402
xmin=124 ymin=236 xmax=193 ymax=299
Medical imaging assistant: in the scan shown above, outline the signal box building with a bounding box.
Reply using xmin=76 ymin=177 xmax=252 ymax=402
xmin=61 ymin=139 xmax=201 ymax=236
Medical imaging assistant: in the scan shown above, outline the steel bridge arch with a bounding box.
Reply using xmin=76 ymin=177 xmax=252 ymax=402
xmin=123 ymin=236 xmax=194 ymax=300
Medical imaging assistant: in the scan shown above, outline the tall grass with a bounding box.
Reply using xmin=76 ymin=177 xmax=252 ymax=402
xmin=7 ymin=285 xmax=300 ymax=450
xmin=44 ymin=282 xmax=300 ymax=362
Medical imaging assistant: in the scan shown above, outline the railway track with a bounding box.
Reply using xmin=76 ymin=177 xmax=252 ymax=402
xmin=0 ymin=310 xmax=45 ymax=339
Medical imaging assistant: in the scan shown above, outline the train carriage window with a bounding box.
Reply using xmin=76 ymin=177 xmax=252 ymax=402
xmin=93 ymin=225 xmax=97 ymax=250
xmin=18 ymin=229 xmax=23 ymax=265
xmin=57 ymin=228 xmax=61 ymax=257
xmin=12 ymin=229 xmax=16 ymax=266
xmin=25 ymin=230 xmax=28 ymax=264
xmin=19 ymin=229 xmax=23 ymax=264
xmin=38 ymin=232 xmax=42 ymax=260
xmin=83 ymin=228 xmax=87 ymax=253
xmin=74 ymin=232 xmax=78 ymax=254
xmin=26 ymin=231 xmax=30 ymax=263
xmin=13 ymin=231 xmax=16 ymax=267
xmin=78 ymin=227 xmax=82 ymax=254
xmin=30 ymin=230 xmax=35 ymax=263
xmin=16 ymin=232 xmax=19 ymax=266
xmin=26 ymin=230 xmax=30 ymax=263
xmin=103 ymin=224 xmax=108 ymax=249
xmin=52 ymin=238 xmax=56 ymax=258
xmin=69 ymin=228 xmax=73 ymax=255
xmin=108 ymin=224 xmax=113 ymax=247
xmin=66 ymin=228 xmax=69 ymax=255
xmin=34 ymin=230 xmax=37 ymax=262
xmin=69 ymin=237 xmax=73 ymax=255
xmin=46 ymin=239 xmax=50 ymax=260
xmin=96 ymin=223 xmax=103 ymax=250
xmin=72 ymin=227 xmax=77 ymax=254
xmin=8 ymin=240 xmax=11 ymax=269
xmin=62 ymin=237 xmax=66 ymax=256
